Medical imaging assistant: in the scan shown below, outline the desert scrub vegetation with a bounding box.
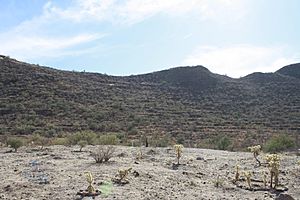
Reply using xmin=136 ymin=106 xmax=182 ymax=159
xmin=30 ymin=134 xmax=50 ymax=150
xmin=211 ymin=135 xmax=232 ymax=150
xmin=6 ymin=137 xmax=24 ymax=152
xmin=248 ymin=145 xmax=261 ymax=166
xmin=91 ymin=145 xmax=116 ymax=163
xmin=78 ymin=140 xmax=88 ymax=152
xmin=174 ymin=144 xmax=183 ymax=165
xmin=67 ymin=131 xmax=97 ymax=146
xmin=264 ymin=134 xmax=295 ymax=153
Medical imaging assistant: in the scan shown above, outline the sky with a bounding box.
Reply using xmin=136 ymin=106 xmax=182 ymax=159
xmin=0 ymin=0 xmax=300 ymax=78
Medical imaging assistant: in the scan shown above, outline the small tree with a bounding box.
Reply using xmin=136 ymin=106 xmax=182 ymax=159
xmin=7 ymin=137 xmax=23 ymax=152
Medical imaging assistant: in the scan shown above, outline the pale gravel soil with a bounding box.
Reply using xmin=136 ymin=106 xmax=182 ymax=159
xmin=0 ymin=145 xmax=299 ymax=200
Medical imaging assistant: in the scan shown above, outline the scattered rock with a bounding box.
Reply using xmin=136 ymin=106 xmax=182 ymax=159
xmin=275 ymin=193 xmax=295 ymax=200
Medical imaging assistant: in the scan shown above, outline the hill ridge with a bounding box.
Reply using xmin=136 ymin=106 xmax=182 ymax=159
xmin=0 ymin=55 xmax=299 ymax=149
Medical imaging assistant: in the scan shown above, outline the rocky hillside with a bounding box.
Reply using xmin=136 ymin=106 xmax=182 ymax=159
xmin=0 ymin=55 xmax=299 ymax=148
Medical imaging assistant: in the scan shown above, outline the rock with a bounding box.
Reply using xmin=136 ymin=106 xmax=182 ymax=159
xmin=275 ymin=194 xmax=295 ymax=200
xmin=196 ymin=157 xmax=204 ymax=160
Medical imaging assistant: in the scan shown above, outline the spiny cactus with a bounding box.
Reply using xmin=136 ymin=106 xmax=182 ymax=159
xmin=174 ymin=144 xmax=183 ymax=165
xmin=234 ymin=164 xmax=240 ymax=183
xmin=213 ymin=175 xmax=224 ymax=188
xmin=261 ymin=171 xmax=267 ymax=188
xmin=265 ymin=154 xmax=280 ymax=188
xmin=248 ymin=145 xmax=261 ymax=166
xmin=136 ymin=147 xmax=143 ymax=160
xmin=243 ymin=171 xmax=252 ymax=189
xmin=84 ymin=172 xmax=95 ymax=193
xmin=116 ymin=167 xmax=132 ymax=183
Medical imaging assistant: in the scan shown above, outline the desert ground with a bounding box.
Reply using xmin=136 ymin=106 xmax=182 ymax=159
xmin=0 ymin=145 xmax=299 ymax=200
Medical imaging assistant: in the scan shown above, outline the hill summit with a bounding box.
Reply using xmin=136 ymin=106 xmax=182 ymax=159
xmin=0 ymin=55 xmax=299 ymax=148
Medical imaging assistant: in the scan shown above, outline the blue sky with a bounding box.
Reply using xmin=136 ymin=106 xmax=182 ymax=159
xmin=0 ymin=0 xmax=300 ymax=78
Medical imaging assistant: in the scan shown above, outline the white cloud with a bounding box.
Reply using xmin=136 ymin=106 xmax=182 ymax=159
xmin=45 ymin=0 xmax=248 ymax=25
xmin=0 ymin=30 xmax=104 ymax=59
xmin=182 ymin=44 xmax=300 ymax=78
xmin=0 ymin=0 xmax=248 ymax=60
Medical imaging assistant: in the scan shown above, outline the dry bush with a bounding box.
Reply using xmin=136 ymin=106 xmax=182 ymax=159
xmin=91 ymin=145 xmax=116 ymax=163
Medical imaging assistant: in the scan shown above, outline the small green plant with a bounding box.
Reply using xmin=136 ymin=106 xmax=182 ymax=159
xmin=174 ymin=144 xmax=183 ymax=165
xmin=265 ymin=154 xmax=280 ymax=188
xmin=7 ymin=137 xmax=23 ymax=152
xmin=84 ymin=172 xmax=95 ymax=193
xmin=78 ymin=140 xmax=88 ymax=152
xmin=248 ymin=145 xmax=261 ymax=166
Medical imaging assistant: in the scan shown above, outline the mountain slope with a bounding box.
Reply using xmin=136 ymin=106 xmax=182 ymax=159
xmin=276 ymin=63 xmax=300 ymax=79
xmin=0 ymin=55 xmax=299 ymax=148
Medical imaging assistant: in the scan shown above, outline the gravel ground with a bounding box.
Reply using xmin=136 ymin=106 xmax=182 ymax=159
xmin=0 ymin=145 xmax=299 ymax=200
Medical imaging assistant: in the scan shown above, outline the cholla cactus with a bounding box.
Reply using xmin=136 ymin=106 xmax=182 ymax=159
xmin=117 ymin=167 xmax=132 ymax=182
xmin=84 ymin=172 xmax=95 ymax=193
xmin=262 ymin=171 xmax=267 ymax=188
xmin=248 ymin=145 xmax=261 ymax=166
xmin=234 ymin=165 xmax=240 ymax=183
xmin=174 ymin=144 xmax=183 ymax=165
xmin=243 ymin=171 xmax=252 ymax=189
xmin=265 ymin=154 xmax=280 ymax=188
xmin=136 ymin=147 xmax=143 ymax=160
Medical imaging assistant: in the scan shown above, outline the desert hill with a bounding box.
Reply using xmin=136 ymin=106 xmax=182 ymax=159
xmin=0 ymin=55 xmax=299 ymax=148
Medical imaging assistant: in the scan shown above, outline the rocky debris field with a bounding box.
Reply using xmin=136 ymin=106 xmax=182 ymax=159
xmin=0 ymin=145 xmax=299 ymax=200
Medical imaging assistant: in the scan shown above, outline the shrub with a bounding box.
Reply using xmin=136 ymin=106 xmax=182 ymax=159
xmin=212 ymin=135 xmax=232 ymax=150
xmin=97 ymin=134 xmax=118 ymax=145
xmin=78 ymin=140 xmax=88 ymax=152
xmin=51 ymin=137 xmax=68 ymax=146
xmin=7 ymin=137 xmax=23 ymax=152
xmin=91 ymin=145 xmax=116 ymax=163
xmin=67 ymin=131 xmax=97 ymax=145
xmin=31 ymin=134 xmax=49 ymax=149
xmin=264 ymin=134 xmax=295 ymax=153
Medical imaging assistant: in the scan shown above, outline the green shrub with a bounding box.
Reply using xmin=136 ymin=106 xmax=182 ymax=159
xmin=31 ymin=134 xmax=49 ymax=149
xmin=264 ymin=134 xmax=295 ymax=153
xmin=51 ymin=137 xmax=68 ymax=146
xmin=67 ymin=131 xmax=97 ymax=145
xmin=78 ymin=140 xmax=88 ymax=151
xmin=97 ymin=134 xmax=118 ymax=145
xmin=7 ymin=137 xmax=23 ymax=152
xmin=212 ymin=135 xmax=232 ymax=150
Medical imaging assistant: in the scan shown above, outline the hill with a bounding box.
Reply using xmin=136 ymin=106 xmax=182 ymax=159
xmin=0 ymin=55 xmax=299 ymax=148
